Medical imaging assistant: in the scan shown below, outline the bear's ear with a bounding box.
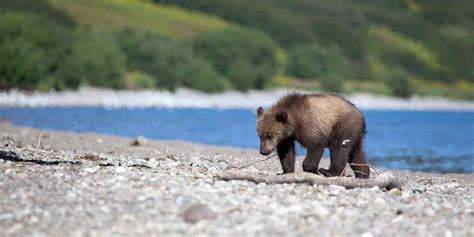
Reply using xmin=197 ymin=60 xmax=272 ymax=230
xmin=275 ymin=111 xmax=287 ymax=123
xmin=257 ymin=107 xmax=264 ymax=118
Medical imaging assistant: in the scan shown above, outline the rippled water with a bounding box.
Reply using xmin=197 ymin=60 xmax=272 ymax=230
xmin=1 ymin=107 xmax=473 ymax=173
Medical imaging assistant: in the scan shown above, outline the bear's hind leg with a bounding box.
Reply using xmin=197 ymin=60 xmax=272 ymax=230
xmin=277 ymin=138 xmax=295 ymax=173
xmin=318 ymin=147 xmax=349 ymax=177
xmin=349 ymin=142 xmax=370 ymax=178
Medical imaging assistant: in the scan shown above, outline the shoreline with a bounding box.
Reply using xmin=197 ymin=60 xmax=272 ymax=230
xmin=1 ymin=87 xmax=473 ymax=111
xmin=0 ymin=122 xmax=473 ymax=235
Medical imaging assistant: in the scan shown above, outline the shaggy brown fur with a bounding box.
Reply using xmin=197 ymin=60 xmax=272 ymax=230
xmin=256 ymin=93 xmax=370 ymax=178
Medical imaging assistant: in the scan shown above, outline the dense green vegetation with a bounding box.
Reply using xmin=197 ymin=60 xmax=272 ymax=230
xmin=157 ymin=0 xmax=474 ymax=99
xmin=0 ymin=0 xmax=472 ymax=99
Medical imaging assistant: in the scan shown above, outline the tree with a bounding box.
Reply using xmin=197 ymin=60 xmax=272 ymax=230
xmin=0 ymin=10 xmax=72 ymax=89
xmin=288 ymin=43 xmax=349 ymax=80
xmin=386 ymin=67 xmax=413 ymax=98
xmin=116 ymin=28 xmax=227 ymax=92
xmin=54 ymin=28 xmax=126 ymax=89
xmin=193 ymin=28 xmax=281 ymax=91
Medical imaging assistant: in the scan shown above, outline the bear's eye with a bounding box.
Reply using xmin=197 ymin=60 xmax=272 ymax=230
xmin=266 ymin=133 xmax=273 ymax=140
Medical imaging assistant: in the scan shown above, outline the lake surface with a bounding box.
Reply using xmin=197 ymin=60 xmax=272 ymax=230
xmin=1 ymin=107 xmax=473 ymax=173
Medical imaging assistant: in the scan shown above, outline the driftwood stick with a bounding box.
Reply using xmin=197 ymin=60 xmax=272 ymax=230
xmin=216 ymin=172 xmax=401 ymax=190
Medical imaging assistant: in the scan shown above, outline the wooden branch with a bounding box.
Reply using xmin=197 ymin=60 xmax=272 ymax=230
xmin=216 ymin=172 xmax=401 ymax=190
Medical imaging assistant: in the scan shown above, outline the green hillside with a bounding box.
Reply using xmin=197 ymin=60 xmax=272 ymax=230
xmin=156 ymin=0 xmax=474 ymax=99
xmin=48 ymin=0 xmax=230 ymax=37
xmin=0 ymin=0 xmax=472 ymax=99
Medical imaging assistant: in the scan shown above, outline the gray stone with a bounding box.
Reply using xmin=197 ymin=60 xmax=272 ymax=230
xmin=130 ymin=136 xmax=147 ymax=146
xmin=180 ymin=204 xmax=217 ymax=224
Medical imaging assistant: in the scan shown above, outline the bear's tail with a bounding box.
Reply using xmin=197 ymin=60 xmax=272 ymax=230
xmin=349 ymin=141 xmax=370 ymax=178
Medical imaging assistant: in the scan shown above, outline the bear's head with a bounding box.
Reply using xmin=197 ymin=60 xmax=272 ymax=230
xmin=256 ymin=107 xmax=292 ymax=155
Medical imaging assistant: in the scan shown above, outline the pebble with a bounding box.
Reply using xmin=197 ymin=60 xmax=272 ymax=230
xmin=130 ymin=136 xmax=147 ymax=146
xmin=115 ymin=166 xmax=127 ymax=173
xmin=160 ymin=158 xmax=181 ymax=169
xmin=370 ymin=186 xmax=380 ymax=192
xmin=401 ymin=191 xmax=412 ymax=199
xmin=374 ymin=197 xmax=386 ymax=205
xmin=2 ymin=126 xmax=473 ymax=236
xmin=388 ymin=188 xmax=402 ymax=196
xmin=425 ymin=208 xmax=436 ymax=217
xmin=314 ymin=206 xmax=330 ymax=218
xmin=361 ymin=232 xmax=373 ymax=237
xmin=147 ymin=158 xmax=160 ymax=168
xmin=0 ymin=212 xmax=14 ymax=221
xmin=329 ymin=185 xmax=345 ymax=196
xmin=83 ymin=167 xmax=96 ymax=173
xmin=180 ymin=204 xmax=217 ymax=224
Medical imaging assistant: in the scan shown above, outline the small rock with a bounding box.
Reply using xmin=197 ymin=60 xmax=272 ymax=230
xmin=216 ymin=161 xmax=229 ymax=170
xmin=30 ymin=216 xmax=39 ymax=223
xmin=388 ymin=188 xmax=402 ymax=196
xmin=180 ymin=204 xmax=217 ymax=224
xmin=175 ymin=195 xmax=186 ymax=206
xmin=370 ymin=186 xmax=380 ymax=192
xmin=136 ymin=195 xmax=147 ymax=202
xmin=116 ymin=166 xmax=127 ymax=173
xmin=160 ymin=158 xmax=181 ymax=169
xmin=83 ymin=167 xmax=96 ymax=173
xmin=0 ymin=212 xmax=14 ymax=221
xmin=442 ymin=201 xmax=453 ymax=209
xmin=130 ymin=136 xmax=147 ymax=146
xmin=147 ymin=158 xmax=160 ymax=168
xmin=329 ymin=185 xmax=345 ymax=196
xmin=361 ymin=232 xmax=373 ymax=237
xmin=401 ymin=191 xmax=412 ymax=199
xmin=314 ymin=206 xmax=330 ymax=218
xmin=425 ymin=208 xmax=436 ymax=217
xmin=445 ymin=182 xmax=459 ymax=189
xmin=96 ymin=138 xmax=103 ymax=144
xmin=412 ymin=187 xmax=426 ymax=194
xmin=374 ymin=197 xmax=386 ymax=205
xmin=464 ymin=208 xmax=473 ymax=214
xmin=242 ymin=166 xmax=260 ymax=173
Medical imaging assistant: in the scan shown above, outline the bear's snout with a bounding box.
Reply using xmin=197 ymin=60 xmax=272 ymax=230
xmin=259 ymin=148 xmax=272 ymax=156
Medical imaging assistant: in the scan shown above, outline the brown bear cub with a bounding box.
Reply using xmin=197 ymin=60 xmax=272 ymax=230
xmin=256 ymin=93 xmax=370 ymax=178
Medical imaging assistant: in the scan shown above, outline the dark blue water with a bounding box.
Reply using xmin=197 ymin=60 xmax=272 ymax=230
xmin=0 ymin=107 xmax=473 ymax=173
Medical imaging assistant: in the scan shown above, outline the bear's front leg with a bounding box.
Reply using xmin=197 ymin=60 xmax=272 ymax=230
xmin=277 ymin=138 xmax=295 ymax=173
xmin=302 ymin=146 xmax=324 ymax=173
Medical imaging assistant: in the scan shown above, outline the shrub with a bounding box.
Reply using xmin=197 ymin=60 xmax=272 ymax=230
xmin=193 ymin=28 xmax=281 ymax=91
xmin=116 ymin=28 xmax=227 ymax=92
xmin=54 ymin=28 xmax=126 ymax=89
xmin=386 ymin=67 xmax=413 ymax=98
xmin=178 ymin=58 xmax=230 ymax=93
xmin=124 ymin=71 xmax=156 ymax=90
xmin=288 ymin=43 xmax=349 ymax=80
xmin=320 ymin=74 xmax=344 ymax=93
xmin=0 ymin=10 xmax=72 ymax=89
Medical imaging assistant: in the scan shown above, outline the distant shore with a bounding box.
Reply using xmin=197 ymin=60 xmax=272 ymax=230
xmin=1 ymin=87 xmax=473 ymax=111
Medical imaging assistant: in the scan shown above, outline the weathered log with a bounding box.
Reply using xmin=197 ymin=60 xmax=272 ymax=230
xmin=216 ymin=171 xmax=401 ymax=190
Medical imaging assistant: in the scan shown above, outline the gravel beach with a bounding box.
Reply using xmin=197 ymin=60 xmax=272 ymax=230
xmin=0 ymin=121 xmax=472 ymax=236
